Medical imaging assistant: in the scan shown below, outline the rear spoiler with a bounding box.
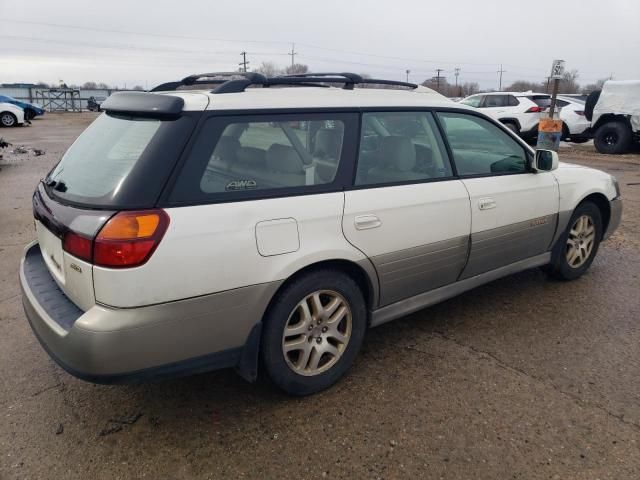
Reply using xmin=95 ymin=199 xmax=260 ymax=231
xmin=101 ymin=91 xmax=184 ymax=116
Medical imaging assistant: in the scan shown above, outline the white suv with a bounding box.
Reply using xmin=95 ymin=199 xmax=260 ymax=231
xmin=460 ymin=92 xmax=551 ymax=140
xmin=20 ymin=73 xmax=622 ymax=395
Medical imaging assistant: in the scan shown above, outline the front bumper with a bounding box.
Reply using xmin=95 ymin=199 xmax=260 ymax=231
xmin=20 ymin=242 xmax=279 ymax=383
xmin=603 ymin=197 xmax=622 ymax=240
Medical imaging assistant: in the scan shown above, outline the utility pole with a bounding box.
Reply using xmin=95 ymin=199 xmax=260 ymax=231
xmin=239 ymin=51 xmax=249 ymax=73
xmin=497 ymin=64 xmax=506 ymax=91
xmin=435 ymin=68 xmax=444 ymax=91
xmin=288 ymin=43 xmax=297 ymax=67
xmin=454 ymin=67 xmax=460 ymax=96
xmin=405 ymin=69 xmax=410 ymax=83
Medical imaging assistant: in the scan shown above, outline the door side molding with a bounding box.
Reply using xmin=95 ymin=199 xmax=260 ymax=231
xmin=370 ymin=252 xmax=551 ymax=327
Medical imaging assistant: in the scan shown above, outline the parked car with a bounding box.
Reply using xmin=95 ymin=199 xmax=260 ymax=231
xmin=0 ymin=95 xmax=45 ymax=120
xmin=459 ymin=92 xmax=551 ymax=140
xmin=0 ymin=101 xmax=25 ymax=127
xmin=557 ymin=96 xmax=591 ymax=143
xmin=86 ymin=96 xmax=106 ymax=112
xmin=20 ymin=72 xmax=622 ymax=396
xmin=586 ymin=80 xmax=640 ymax=154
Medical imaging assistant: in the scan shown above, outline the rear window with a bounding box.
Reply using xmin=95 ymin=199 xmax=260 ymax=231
xmin=526 ymin=95 xmax=552 ymax=108
xmin=45 ymin=113 xmax=195 ymax=208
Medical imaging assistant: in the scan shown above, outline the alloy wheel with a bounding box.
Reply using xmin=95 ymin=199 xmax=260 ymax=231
xmin=1 ymin=113 xmax=15 ymax=127
xmin=281 ymin=290 xmax=352 ymax=376
xmin=566 ymin=214 xmax=596 ymax=268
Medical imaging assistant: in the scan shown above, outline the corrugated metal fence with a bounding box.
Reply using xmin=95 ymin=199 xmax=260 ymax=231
xmin=0 ymin=86 xmax=123 ymax=111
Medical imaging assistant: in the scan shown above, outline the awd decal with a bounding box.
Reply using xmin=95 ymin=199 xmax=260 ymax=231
xmin=226 ymin=179 xmax=257 ymax=191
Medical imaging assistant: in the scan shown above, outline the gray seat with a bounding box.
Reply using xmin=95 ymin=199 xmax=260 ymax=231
xmin=367 ymin=136 xmax=426 ymax=184
xmin=209 ymin=135 xmax=240 ymax=171
xmin=314 ymin=128 xmax=342 ymax=160
xmin=265 ymin=143 xmax=305 ymax=187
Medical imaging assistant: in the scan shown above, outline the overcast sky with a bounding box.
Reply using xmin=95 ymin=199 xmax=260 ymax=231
xmin=1 ymin=0 xmax=639 ymax=90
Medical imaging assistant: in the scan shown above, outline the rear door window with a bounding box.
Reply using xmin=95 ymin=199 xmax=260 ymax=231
xmin=169 ymin=113 xmax=357 ymax=203
xmin=482 ymin=95 xmax=509 ymax=107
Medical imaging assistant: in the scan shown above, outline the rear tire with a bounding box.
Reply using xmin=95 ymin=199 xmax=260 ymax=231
xmin=260 ymin=269 xmax=366 ymax=396
xmin=545 ymin=201 xmax=602 ymax=281
xmin=594 ymin=121 xmax=633 ymax=154
xmin=1 ymin=112 xmax=17 ymax=127
xmin=503 ymin=121 xmax=519 ymax=135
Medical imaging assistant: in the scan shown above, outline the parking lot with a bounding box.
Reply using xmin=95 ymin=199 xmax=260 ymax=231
xmin=1 ymin=113 xmax=639 ymax=479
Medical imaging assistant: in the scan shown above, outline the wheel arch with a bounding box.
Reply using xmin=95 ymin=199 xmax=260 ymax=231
xmin=577 ymin=192 xmax=611 ymax=235
xmin=498 ymin=117 xmax=521 ymax=130
xmin=236 ymin=258 xmax=379 ymax=382
xmin=593 ymin=113 xmax=632 ymax=132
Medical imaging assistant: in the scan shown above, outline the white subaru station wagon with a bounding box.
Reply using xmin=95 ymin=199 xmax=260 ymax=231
xmin=20 ymin=73 xmax=622 ymax=396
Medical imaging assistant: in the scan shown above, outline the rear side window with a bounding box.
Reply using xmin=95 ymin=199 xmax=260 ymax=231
xmin=483 ymin=95 xmax=509 ymax=107
xmin=170 ymin=113 xmax=356 ymax=203
xmin=355 ymin=112 xmax=453 ymax=186
xmin=438 ymin=112 xmax=528 ymax=176
xmin=460 ymin=95 xmax=483 ymax=108
xmin=508 ymin=95 xmax=520 ymax=106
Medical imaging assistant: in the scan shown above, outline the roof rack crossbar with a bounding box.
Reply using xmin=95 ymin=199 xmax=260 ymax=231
xmin=150 ymin=71 xmax=418 ymax=93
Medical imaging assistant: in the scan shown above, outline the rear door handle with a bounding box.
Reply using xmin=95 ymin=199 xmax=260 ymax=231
xmin=354 ymin=214 xmax=382 ymax=230
xmin=478 ymin=197 xmax=496 ymax=210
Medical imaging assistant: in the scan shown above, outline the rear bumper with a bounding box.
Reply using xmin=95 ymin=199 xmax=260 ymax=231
xmin=20 ymin=242 xmax=280 ymax=383
xmin=603 ymin=197 xmax=622 ymax=241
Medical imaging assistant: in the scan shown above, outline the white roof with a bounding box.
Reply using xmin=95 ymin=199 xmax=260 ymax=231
xmin=162 ymin=86 xmax=465 ymax=112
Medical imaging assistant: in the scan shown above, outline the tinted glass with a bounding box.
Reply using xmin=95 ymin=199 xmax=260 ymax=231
xmin=528 ymin=95 xmax=552 ymax=107
xmin=508 ymin=95 xmax=520 ymax=106
xmin=437 ymin=112 xmax=528 ymax=175
xmin=171 ymin=115 xmax=349 ymax=202
xmin=460 ymin=95 xmax=483 ymax=107
xmin=355 ymin=112 xmax=452 ymax=185
xmin=47 ymin=114 xmax=161 ymax=200
xmin=483 ymin=95 xmax=508 ymax=107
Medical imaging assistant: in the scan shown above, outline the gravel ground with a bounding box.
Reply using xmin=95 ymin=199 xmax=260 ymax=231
xmin=1 ymin=113 xmax=639 ymax=479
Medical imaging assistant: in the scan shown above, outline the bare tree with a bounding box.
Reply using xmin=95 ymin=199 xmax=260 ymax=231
xmin=35 ymin=81 xmax=49 ymax=88
xmin=284 ymin=63 xmax=309 ymax=75
xmin=558 ymin=69 xmax=580 ymax=94
xmin=82 ymin=81 xmax=97 ymax=89
xmin=97 ymin=82 xmax=110 ymax=89
xmin=460 ymin=82 xmax=480 ymax=97
xmin=132 ymin=85 xmax=144 ymax=91
xmin=582 ymin=78 xmax=608 ymax=94
xmin=421 ymin=76 xmax=449 ymax=95
xmin=255 ymin=61 xmax=283 ymax=77
xmin=505 ymin=80 xmax=546 ymax=92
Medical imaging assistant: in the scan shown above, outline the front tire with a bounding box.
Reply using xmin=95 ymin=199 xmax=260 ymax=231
xmin=1 ymin=112 xmax=17 ymax=127
xmin=260 ymin=269 xmax=367 ymax=396
xmin=503 ymin=121 xmax=520 ymax=135
xmin=594 ymin=121 xmax=632 ymax=154
xmin=545 ymin=201 xmax=602 ymax=281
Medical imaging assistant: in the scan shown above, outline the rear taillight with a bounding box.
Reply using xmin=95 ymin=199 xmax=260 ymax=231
xmin=62 ymin=209 xmax=169 ymax=268
xmin=525 ymin=106 xmax=543 ymax=113
xmin=94 ymin=210 xmax=170 ymax=268
xmin=63 ymin=231 xmax=93 ymax=263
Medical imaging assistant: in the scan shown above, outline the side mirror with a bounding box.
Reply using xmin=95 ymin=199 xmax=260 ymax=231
xmin=533 ymin=149 xmax=559 ymax=172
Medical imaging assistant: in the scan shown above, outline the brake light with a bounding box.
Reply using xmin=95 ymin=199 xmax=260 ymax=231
xmin=526 ymin=106 xmax=543 ymax=113
xmin=94 ymin=210 xmax=170 ymax=268
xmin=63 ymin=231 xmax=93 ymax=263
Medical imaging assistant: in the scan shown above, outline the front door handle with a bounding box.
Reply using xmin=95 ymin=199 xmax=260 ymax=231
xmin=478 ymin=197 xmax=496 ymax=210
xmin=355 ymin=214 xmax=382 ymax=230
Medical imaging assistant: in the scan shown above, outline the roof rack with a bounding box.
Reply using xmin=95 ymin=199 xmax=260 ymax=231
xmin=150 ymin=72 xmax=418 ymax=94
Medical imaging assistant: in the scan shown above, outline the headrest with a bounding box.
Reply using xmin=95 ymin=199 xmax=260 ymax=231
xmin=314 ymin=129 xmax=342 ymax=159
xmin=213 ymin=136 xmax=240 ymax=161
xmin=236 ymin=146 xmax=266 ymax=166
xmin=266 ymin=144 xmax=303 ymax=173
xmin=380 ymin=136 xmax=416 ymax=172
